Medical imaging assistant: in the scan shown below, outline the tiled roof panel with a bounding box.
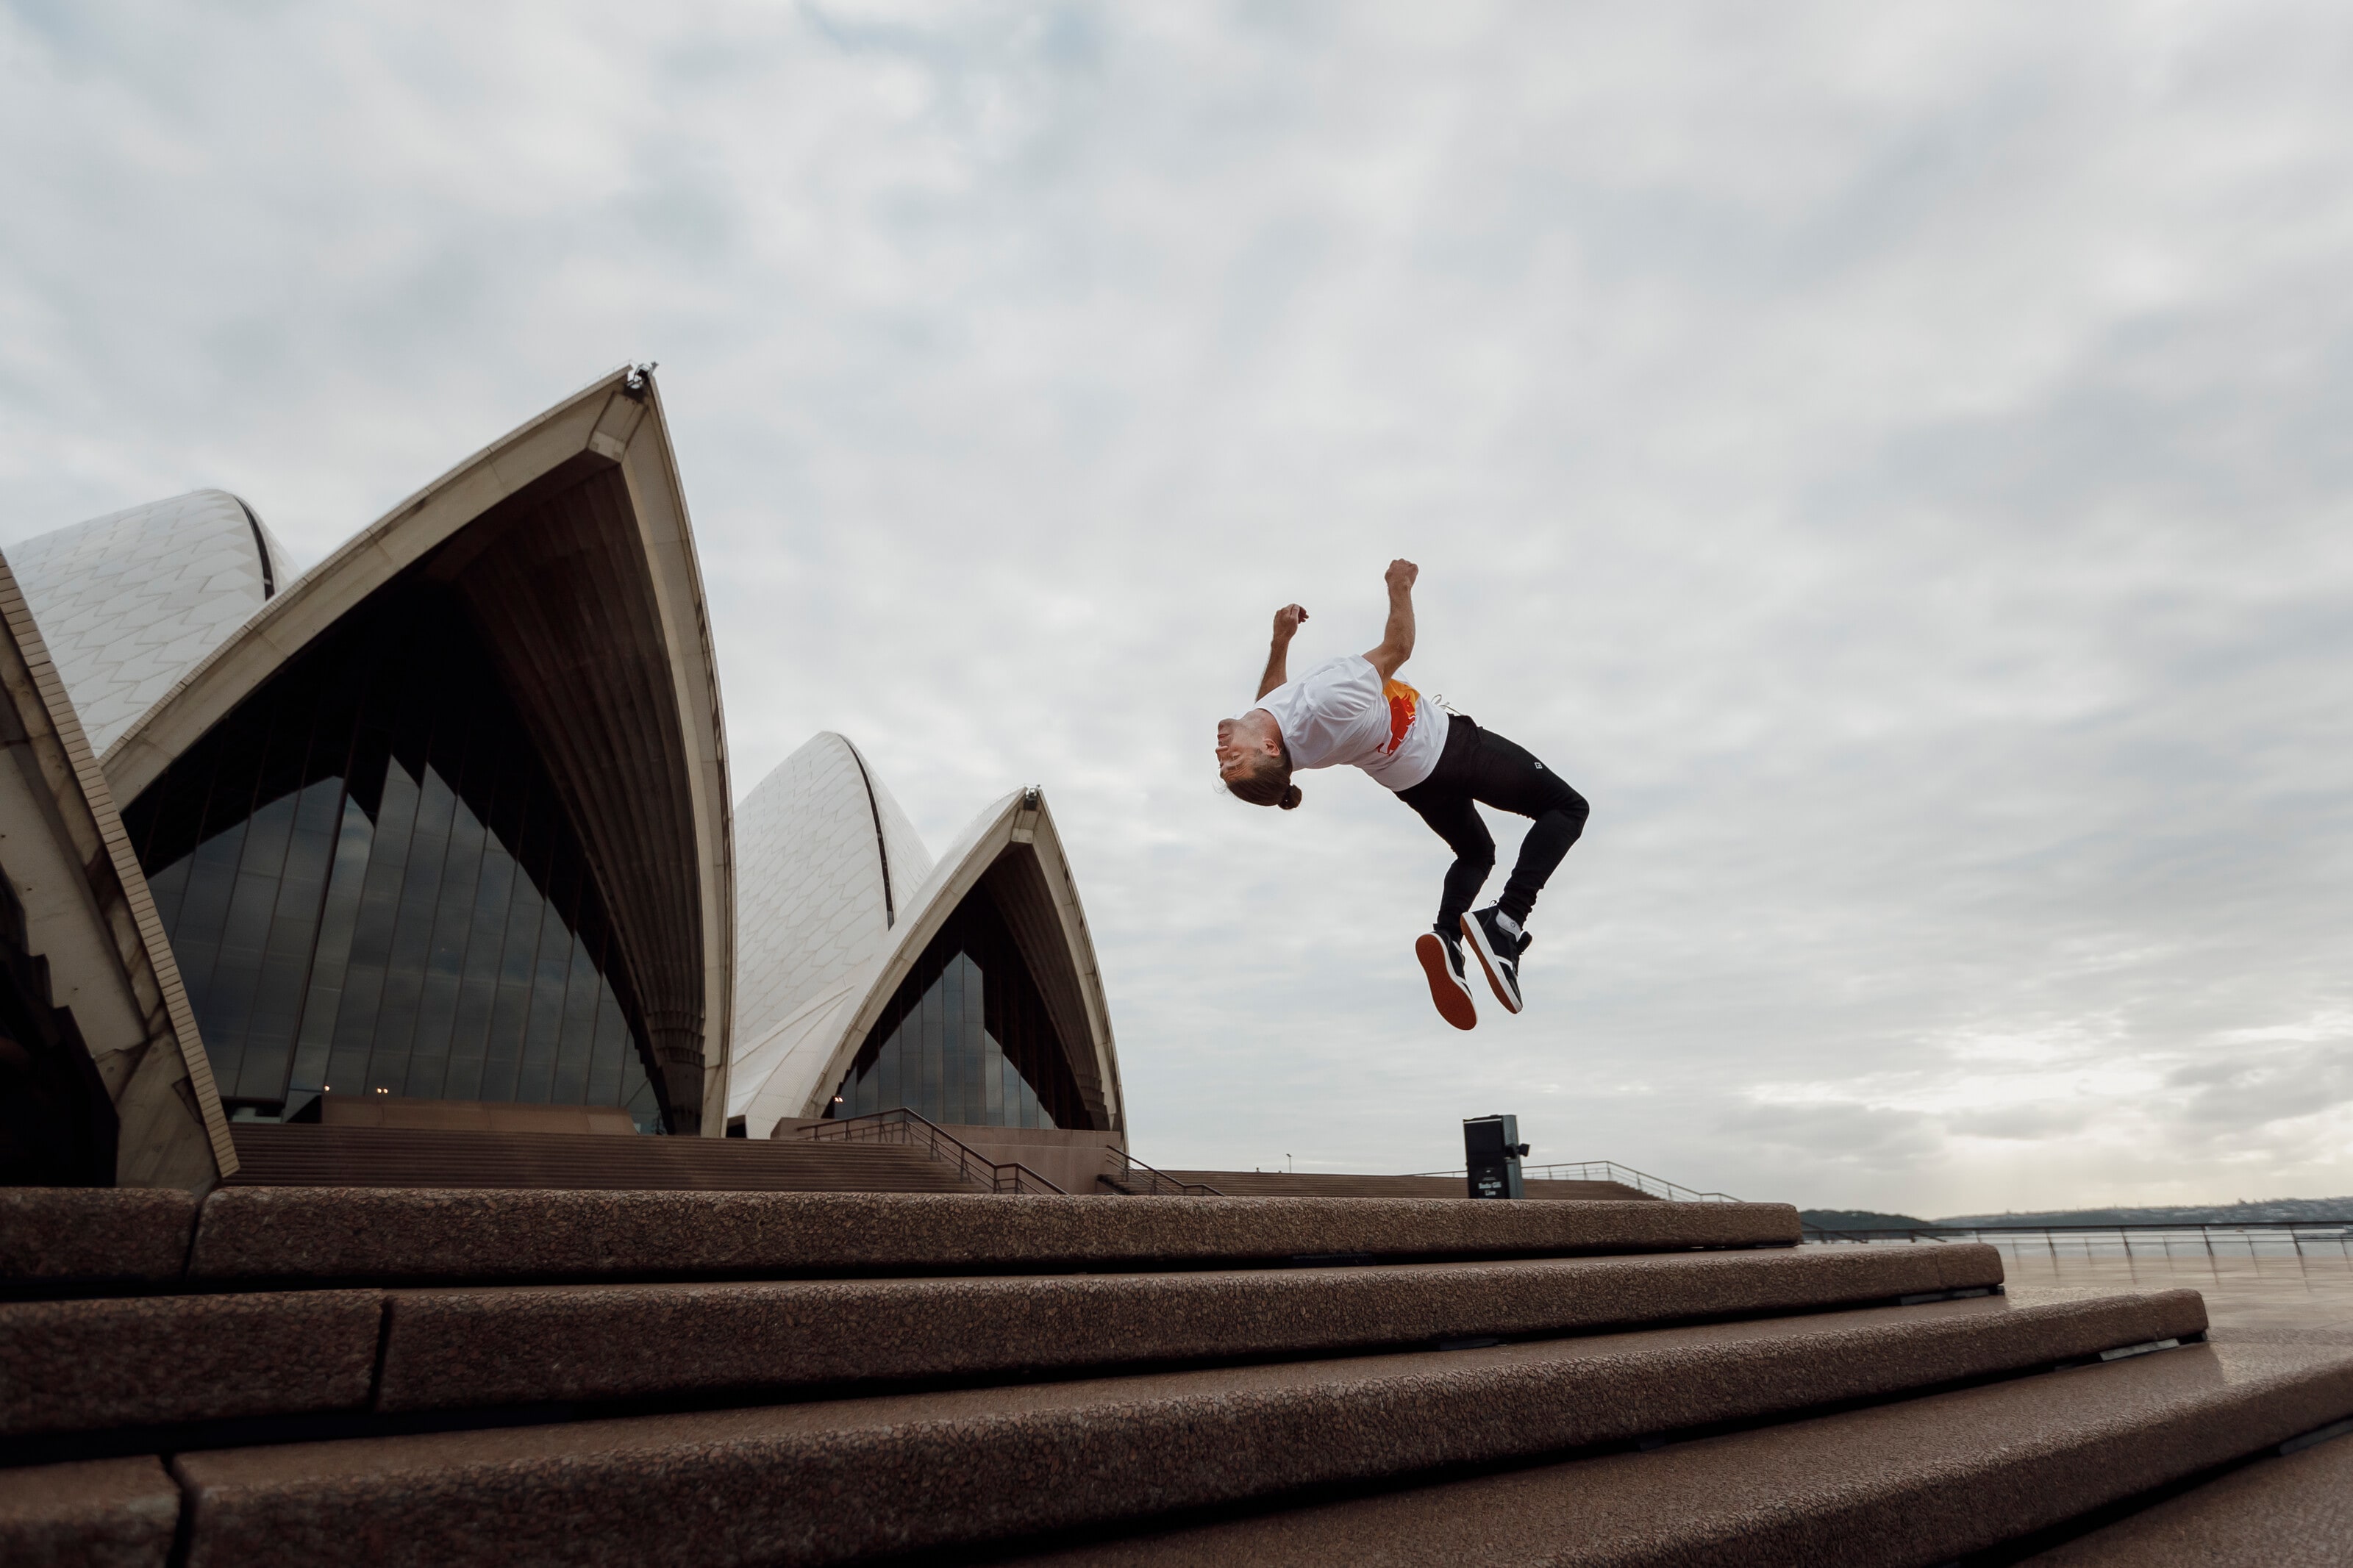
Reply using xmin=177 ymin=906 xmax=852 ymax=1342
xmin=5 ymin=490 xmax=293 ymax=753
xmin=730 ymin=733 xmax=935 ymax=1081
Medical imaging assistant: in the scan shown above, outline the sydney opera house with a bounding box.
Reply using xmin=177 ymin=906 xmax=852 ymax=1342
xmin=0 ymin=365 xmax=1123 ymax=1192
xmin=9 ymin=367 xmax=2353 ymax=1567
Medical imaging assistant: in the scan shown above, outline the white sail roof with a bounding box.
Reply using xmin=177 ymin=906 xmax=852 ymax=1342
xmin=728 ymin=733 xmax=932 ymax=1128
xmin=728 ymin=781 xmax=1123 ymax=1140
xmin=85 ymin=369 xmax=740 ymax=1134
xmin=6 ymin=490 xmax=292 ymax=753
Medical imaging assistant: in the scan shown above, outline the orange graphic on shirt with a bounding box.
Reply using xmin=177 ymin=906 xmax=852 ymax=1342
xmin=1382 ymin=679 xmax=1419 ymax=756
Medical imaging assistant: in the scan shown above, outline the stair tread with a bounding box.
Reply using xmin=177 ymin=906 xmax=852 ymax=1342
xmin=0 ymin=1189 xmax=196 ymax=1284
xmin=225 ymin=1124 xmax=985 ymax=1192
xmin=0 ymin=1455 xmax=178 ymax=1567
xmin=180 ymin=1186 xmax=1799 ymax=1285
xmin=374 ymin=1243 xmax=2009 ymax=1411
xmin=171 ymin=1292 xmax=2205 ymax=1567
xmin=1009 ymin=1339 xmax=2353 ymax=1568
xmin=4 ymin=1245 xmax=2007 ymax=1436
xmin=0 ymin=1290 xmax=381 ymax=1440
xmin=2025 ymin=1422 xmax=2353 ymax=1565
xmin=1161 ymin=1172 xmax=1659 ymax=1201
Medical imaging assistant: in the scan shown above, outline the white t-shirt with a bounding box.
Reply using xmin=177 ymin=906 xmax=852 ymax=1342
xmin=1247 ymin=655 xmax=1448 ymax=792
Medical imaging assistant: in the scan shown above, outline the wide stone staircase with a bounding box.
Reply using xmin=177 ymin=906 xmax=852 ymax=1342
xmin=6 ymin=1184 xmax=2353 ymax=1565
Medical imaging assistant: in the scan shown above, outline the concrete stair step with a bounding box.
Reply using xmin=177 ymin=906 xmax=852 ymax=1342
xmin=4 ymin=1186 xmax=1797 ymax=1291
xmin=0 ymin=1455 xmax=177 ymax=1568
xmin=0 ymin=1189 xmax=197 ymax=1286
xmin=1154 ymin=1171 xmax=1660 ymax=1200
xmin=2021 ymin=1415 xmax=2353 ymax=1564
xmin=1 ymin=1288 xmax=382 ymax=1440
xmin=225 ymin=1123 xmax=985 ymax=1193
xmin=152 ymin=1187 xmax=1801 ymax=1286
xmin=1 ymin=1243 xmax=2009 ymax=1438
xmin=368 ymin=1242 xmax=2006 ymax=1414
xmin=1007 ymin=1338 xmax=2353 ymax=1568
xmin=157 ymin=1289 xmax=2204 ymax=1567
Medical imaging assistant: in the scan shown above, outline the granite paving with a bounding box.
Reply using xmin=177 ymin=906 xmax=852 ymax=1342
xmin=171 ymin=1291 xmax=2196 ymax=1567
xmin=374 ymin=1243 xmax=2002 ymax=1411
xmin=2026 ymin=1420 xmax=2353 ymax=1564
xmin=0 ymin=1188 xmax=198 ymax=1284
xmin=1009 ymin=1339 xmax=2353 ymax=1568
xmin=0 ymin=1289 xmax=382 ymax=1436
xmin=0 ymin=1456 xmax=180 ymax=1568
xmin=186 ymin=1187 xmax=1802 ymax=1283
xmin=1988 ymin=1244 xmax=2353 ymax=1344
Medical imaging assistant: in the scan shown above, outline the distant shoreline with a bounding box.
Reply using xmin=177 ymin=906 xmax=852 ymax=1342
xmin=1804 ymin=1197 xmax=2353 ymax=1231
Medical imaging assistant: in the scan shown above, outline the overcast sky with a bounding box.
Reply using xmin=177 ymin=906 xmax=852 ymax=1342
xmin=6 ymin=1 xmax=2352 ymax=1214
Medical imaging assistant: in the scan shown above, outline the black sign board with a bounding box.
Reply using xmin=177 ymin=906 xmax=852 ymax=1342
xmin=1463 ymin=1114 xmax=1529 ymax=1200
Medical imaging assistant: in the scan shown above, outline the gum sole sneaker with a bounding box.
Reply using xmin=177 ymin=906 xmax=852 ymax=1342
xmin=1415 ymin=932 xmax=1478 ymax=1031
xmin=1460 ymin=908 xmax=1525 ymax=1014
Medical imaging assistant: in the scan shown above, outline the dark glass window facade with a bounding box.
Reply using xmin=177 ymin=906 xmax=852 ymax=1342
xmin=123 ymin=582 xmax=665 ymax=1131
xmin=825 ymin=895 xmax=1090 ymax=1128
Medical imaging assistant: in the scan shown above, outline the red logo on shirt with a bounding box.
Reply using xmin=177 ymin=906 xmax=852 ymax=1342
xmin=1382 ymin=680 xmax=1418 ymax=755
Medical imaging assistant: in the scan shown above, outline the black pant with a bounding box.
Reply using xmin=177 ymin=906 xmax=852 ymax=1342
xmin=1395 ymin=714 xmax=1588 ymax=934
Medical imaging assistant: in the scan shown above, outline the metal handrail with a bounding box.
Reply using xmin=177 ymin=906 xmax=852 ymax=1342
xmin=1807 ymin=1218 xmax=2353 ymax=1246
xmin=1403 ymin=1158 xmax=1742 ymax=1203
xmin=795 ymin=1107 xmax=1065 ymax=1195
xmin=1100 ymin=1148 xmax=1224 ymax=1197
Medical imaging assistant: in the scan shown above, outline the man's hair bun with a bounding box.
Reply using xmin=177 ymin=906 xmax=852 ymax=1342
xmin=1224 ymin=740 xmax=1298 ymax=809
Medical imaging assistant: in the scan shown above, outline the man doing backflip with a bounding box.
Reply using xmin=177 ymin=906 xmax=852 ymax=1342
xmin=1214 ymin=559 xmax=1590 ymax=1029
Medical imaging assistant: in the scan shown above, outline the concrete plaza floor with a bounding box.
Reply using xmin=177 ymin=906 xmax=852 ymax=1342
xmin=1806 ymin=1235 xmax=2353 ymax=1343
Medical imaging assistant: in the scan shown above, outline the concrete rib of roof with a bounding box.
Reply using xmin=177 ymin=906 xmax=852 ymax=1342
xmin=4 ymin=490 xmax=293 ymax=755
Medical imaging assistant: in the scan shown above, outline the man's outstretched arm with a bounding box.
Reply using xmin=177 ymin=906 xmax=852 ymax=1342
xmin=1364 ymin=559 xmax=1418 ymax=678
xmin=1257 ymin=604 xmax=1309 ymax=698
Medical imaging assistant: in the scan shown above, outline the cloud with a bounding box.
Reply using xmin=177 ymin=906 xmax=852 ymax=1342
xmin=4 ymin=0 xmax=2352 ymax=1211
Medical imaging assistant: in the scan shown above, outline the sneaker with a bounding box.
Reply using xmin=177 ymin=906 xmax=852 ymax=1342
xmin=1414 ymin=930 xmax=1478 ymax=1031
xmin=1460 ymin=907 xmax=1525 ymax=1014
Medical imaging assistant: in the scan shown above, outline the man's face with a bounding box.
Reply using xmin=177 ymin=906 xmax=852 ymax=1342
xmin=1215 ymin=713 xmax=1271 ymax=783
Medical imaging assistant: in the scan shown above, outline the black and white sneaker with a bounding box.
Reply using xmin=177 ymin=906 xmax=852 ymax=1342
xmin=1414 ymin=929 xmax=1478 ymax=1031
xmin=1460 ymin=906 xmax=1527 ymax=1014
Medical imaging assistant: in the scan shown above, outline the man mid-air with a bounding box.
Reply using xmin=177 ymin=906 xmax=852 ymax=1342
xmin=1213 ymin=559 xmax=1590 ymax=1029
